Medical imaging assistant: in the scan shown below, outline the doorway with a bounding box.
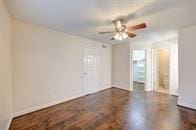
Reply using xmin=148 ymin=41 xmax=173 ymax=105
xmin=83 ymin=48 xmax=100 ymax=95
xmin=132 ymin=50 xmax=146 ymax=92
xmin=154 ymin=48 xmax=170 ymax=93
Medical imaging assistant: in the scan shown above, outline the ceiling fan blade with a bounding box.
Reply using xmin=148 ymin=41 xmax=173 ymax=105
xmin=128 ymin=23 xmax=147 ymax=31
xmin=111 ymin=37 xmax=115 ymax=40
xmin=126 ymin=32 xmax=136 ymax=38
xmin=99 ymin=31 xmax=114 ymax=34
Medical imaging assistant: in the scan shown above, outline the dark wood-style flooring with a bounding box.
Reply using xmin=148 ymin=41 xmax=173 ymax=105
xmin=10 ymin=87 xmax=196 ymax=130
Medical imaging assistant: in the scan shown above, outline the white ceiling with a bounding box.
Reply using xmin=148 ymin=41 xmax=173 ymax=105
xmin=5 ymin=0 xmax=196 ymax=44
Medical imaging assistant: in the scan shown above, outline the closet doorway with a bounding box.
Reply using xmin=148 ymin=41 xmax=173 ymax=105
xmin=132 ymin=50 xmax=146 ymax=92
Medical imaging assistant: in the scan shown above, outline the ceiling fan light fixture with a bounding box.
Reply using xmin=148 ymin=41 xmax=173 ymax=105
xmin=114 ymin=33 xmax=120 ymax=40
xmin=114 ymin=32 xmax=128 ymax=41
xmin=122 ymin=32 xmax=128 ymax=39
xmin=118 ymin=35 xmax=123 ymax=41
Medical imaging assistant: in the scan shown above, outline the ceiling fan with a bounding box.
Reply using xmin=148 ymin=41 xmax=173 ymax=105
xmin=99 ymin=19 xmax=147 ymax=41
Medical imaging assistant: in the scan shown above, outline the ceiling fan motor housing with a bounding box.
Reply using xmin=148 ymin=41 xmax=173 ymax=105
xmin=113 ymin=19 xmax=126 ymax=32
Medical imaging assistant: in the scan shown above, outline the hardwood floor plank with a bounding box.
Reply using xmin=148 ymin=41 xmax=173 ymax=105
xmin=10 ymin=87 xmax=196 ymax=130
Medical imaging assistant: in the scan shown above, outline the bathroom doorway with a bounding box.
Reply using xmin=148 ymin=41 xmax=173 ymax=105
xmin=154 ymin=48 xmax=170 ymax=93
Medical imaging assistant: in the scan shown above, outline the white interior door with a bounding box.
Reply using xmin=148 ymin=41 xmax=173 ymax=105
xmin=84 ymin=48 xmax=100 ymax=95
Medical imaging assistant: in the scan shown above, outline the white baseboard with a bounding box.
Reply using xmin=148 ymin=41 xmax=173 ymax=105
xmin=178 ymin=100 xmax=196 ymax=110
xmin=6 ymin=114 xmax=13 ymax=130
xmin=170 ymin=92 xmax=178 ymax=96
xmin=13 ymin=93 xmax=84 ymax=117
xmin=13 ymin=86 xmax=112 ymax=118
xmin=112 ymin=85 xmax=131 ymax=91
xmin=145 ymin=88 xmax=153 ymax=92
xmin=98 ymin=86 xmax=111 ymax=91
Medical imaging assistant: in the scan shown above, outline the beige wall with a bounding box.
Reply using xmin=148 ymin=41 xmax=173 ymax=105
xmin=178 ymin=25 xmax=196 ymax=109
xmin=13 ymin=20 xmax=111 ymax=115
xmin=112 ymin=43 xmax=130 ymax=90
xmin=0 ymin=0 xmax=13 ymax=129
